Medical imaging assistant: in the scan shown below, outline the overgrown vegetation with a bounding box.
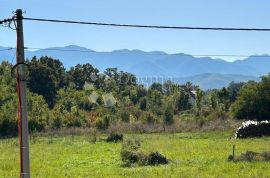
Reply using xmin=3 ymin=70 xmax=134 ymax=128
xmin=0 ymin=56 xmax=270 ymax=137
xmin=121 ymin=137 xmax=168 ymax=167
xmin=106 ymin=133 xmax=123 ymax=142
xmin=229 ymin=151 xmax=270 ymax=162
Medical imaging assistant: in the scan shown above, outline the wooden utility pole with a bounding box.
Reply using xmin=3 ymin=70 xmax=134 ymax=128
xmin=15 ymin=9 xmax=30 ymax=178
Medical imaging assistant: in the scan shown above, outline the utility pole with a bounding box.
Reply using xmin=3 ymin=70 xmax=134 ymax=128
xmin=15 ymin=9 xmax=30 ymax=178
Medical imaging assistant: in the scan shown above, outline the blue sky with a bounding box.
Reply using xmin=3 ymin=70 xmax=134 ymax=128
xmin=1 ymin=0 xmax=270 ymax=61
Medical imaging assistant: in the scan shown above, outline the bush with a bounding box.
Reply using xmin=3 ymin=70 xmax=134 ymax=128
xmin=229 ymin=151 xmax=270 ymax=162
xmin=206 ymin=109 xmax=229 ymax=121
xmin=106 ymin=133 xmax=123 ymax=142
xmin=121 ymin=149 xmax=148 ymax=166
xmin=121 ymin=137 xmax=143 ymax=166
xmin=121 ymin=111 xmax=130 ymax=123
xmin=141 ymin=112 xmax=158 ymax=124
xmin=96 ymin=115 xmax=111 ymax=130
xmin=231 ymin=76 xmax=270 ymax=121
xmin=235 ymin=120 xmax=270 ymax=138
xmin=164 ymin=107 xmax=174 ymax=125
xmin=147 ymin=152 xmax=168 ymax=165
xmin=121 ymin=137 xmax=168 ymax=166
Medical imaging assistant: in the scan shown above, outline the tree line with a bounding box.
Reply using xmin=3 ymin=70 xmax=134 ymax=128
xmin=0 ymin=56 xmax=269 ymax=136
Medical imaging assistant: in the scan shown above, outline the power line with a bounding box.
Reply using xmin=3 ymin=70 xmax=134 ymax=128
xmin=24 ymin=47 xmax=93 ymax=53
xmin=23 ymin=46 xmax=270 ymax=58
xmin=23 ymin=17 xmax=270 ymax=32
xmin=0 ymin=18 xmax=13 ymax=24
xmin=0 ymin=46 xmax=268 ymax=58
xmin=0 ymin=47 xmax=14 ymax=51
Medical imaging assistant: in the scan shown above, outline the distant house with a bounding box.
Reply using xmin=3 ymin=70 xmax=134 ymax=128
xmin=189 ymin=90 xmax=197 ymax=106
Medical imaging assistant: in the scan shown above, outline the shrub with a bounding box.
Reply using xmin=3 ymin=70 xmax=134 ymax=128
xmin=121 ymin=137 xmax=168 ymax=166
xmin=121 ymin=137 xmax=143 ymax=166
xmin=229 ymin=151 xmax=270 ymax=162
xmin=147 ymin=152 xmax=168 ymax=165
xmin=235 ymin=120 xmax=270 ymax=139
xmin=141 ymin=112 xmax=158 ymax=124
xmin=164 ymin=107 xmax=174 ymax=125
xmin=121 ymin=111 xmax=130 ymax=123
xmin=121 ymin=149 xmax=148 ymax=166
xmin=96 ymin=115 xmax=110 ymax=130
xmin=206 ymin=109 xmax=229 ymax=121
xmin=106 ymin=133 xmax=123 ymax=142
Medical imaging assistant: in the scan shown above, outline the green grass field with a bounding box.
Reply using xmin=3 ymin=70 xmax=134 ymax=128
xmin=1 ymin=131 xmax=270 ymax=178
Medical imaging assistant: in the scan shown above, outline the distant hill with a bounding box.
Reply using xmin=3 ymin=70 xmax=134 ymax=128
xmin=172 ymin=73 xmax=259 ymax=90
xmin=0 ymin=45 xmax=267 ymax=89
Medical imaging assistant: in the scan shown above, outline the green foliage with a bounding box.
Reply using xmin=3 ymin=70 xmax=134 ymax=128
xmin=147 ymin=89 xmax=164 ymax=115
xmin=196 ymin=88 xmax=204 ymax=112
xmin=28 ymin=92 xmax=50 ymax=132
xmin=210 ymin=92 xmax=218 ymax=110
xmin=0 ymin=56 xmax=263 ymax=136
xmin=217 ymin=87 xmax=230 ymax=111
xmin=96 ymin=115 xmax=111 ymax=130
xmin=231 ymin=75 xmax=270 ymax=121
xmin=120 ymin=110 xmax=130 ymax=123
xmin=139 ymin=97 xmax=147 ymax=110
xmin=121 ymin=137 xmax=146 ymax=166
xmin=67 ymin=63 xmax=99 ymax=90
xmin=140 ymin=112 xmax=158 ymax=124
xmin=175 ymin=91 xmax=192 ymax=112
xmin=0 ymin=98 xmax=17 ymax=136
xmin=27 ymin=56 xmax=67 ymax=108
xmin=164 ymin=105 xmax=174 ymax=125
xmin=149 ymin=83 xmax=163 ymax=94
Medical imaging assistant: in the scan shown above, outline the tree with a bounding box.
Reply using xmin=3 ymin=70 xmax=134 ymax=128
xmin=210 ymin=92 xmax=218 ymax=110
xmin=0 ymin=61 xmax=16 ymax=87
xmin=67 ymin=63 xmax=99 ymax=90
xmin=0 ymin=88 xmax=17 ymax=136
xmin=139 ymin=97 xmax=147 ymax=110
xmin=196 ymin=88 xmax=204 ymax=112
xmin=231 ymin=83 xmax=259 ymax=120
xmin=147 ymin=89 xmax=164 ymax=115
xmin=217 ymin=87 xmax=230 ymax=111
xmin=175 ymin=91 xmax=192 ymax=112
xmin=104 ymin=68 xmax=119 ymax=80
xmin=28 ymin=92 xmax=50 ymax=132
xmin=0 ymin=62 xmax=18 ymax=136
xmin=231 ymin=74 xmax=270 ymax=121
xmin=149 ymin=83 xmax=163 ymax=94
xmin=163 ymin=80 xmax=173 ymax=96
xmin=119 ymin=71 xmax=137 ymax=91
xmin=28 ymin=56 xmax=66 ymax=108
xmin=163 ymin=105 xmax=174 ymax=125
xmin=227 ymin=82 xmax=245 ymax=103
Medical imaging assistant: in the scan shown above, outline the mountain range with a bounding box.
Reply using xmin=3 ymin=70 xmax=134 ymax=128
xmin=1 ymin=45 xmax=268 ymax=89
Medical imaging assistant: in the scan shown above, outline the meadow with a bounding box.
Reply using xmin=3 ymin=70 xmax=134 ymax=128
xmin=1 ymin=131 xmax=270 ymax=178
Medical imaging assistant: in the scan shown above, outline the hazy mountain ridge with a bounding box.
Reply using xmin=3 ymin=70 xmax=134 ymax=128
xmin=0 ymin=45 xmax=267 ymax=89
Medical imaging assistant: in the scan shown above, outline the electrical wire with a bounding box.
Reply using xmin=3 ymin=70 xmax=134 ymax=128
xmin=0 ymin=46 xmax=269 ymax=58
xmin=23 ymin=17 xmax=270 ymax=32
xmin=0 ymin=18 xmax=15 ymax=30
xmin=0 ymin=18 xmax=13 ymax=24
xmin=0 ymin=47 xmax=14 ymax=51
